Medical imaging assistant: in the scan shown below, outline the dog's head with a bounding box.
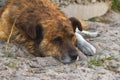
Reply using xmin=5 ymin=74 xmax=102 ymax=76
xmin=26 ymin=17 xmax=82 ymax=64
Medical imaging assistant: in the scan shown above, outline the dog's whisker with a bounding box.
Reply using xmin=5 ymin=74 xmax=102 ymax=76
xmin=76 ymin=56 xmax=80 ymax=61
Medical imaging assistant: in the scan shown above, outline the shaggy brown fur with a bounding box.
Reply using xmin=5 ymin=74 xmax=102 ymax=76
xmin=0 ymin=0 xmax=82 ymax=63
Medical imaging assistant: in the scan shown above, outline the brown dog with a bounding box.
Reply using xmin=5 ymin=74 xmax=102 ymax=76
xmin=0 ymin=0 xmax=96 ymax=63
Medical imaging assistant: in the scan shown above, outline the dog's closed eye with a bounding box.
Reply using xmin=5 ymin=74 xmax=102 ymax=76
xmin=53 ymin=36 xmax=62 ymax=44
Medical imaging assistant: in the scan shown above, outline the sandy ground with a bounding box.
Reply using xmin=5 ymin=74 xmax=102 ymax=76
xmin=0 ymin=10 xmax=119 ymax=80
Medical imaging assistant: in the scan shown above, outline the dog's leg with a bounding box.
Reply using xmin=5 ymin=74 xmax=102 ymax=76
xmin=0 ymin=20 xmax=9 ymax=40
xmin=81 ymin=30 xmax=99 ymax=38
xmin=0 ymin=8 xmax=12 ymax=40
xmin=76 ymin=28 xmax=99 ymax=38
xmin=0 ymin=30 xmax=8 ymax=40
xmin=75 ymin=32 xmax=96 ymax=56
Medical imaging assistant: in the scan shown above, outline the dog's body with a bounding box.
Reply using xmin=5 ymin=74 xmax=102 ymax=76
xmin=0 ymin=0 xmax=96 ymax=63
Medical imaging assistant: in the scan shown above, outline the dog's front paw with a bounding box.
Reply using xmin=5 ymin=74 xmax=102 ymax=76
xmin=75 ymin=32 xmax=96 ymax=56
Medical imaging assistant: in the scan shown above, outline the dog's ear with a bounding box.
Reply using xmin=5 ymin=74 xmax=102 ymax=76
xmin=69 ymin=17 xmax=82 ymax=32
xmin=26 ymin=23 xmax=43 ymax=44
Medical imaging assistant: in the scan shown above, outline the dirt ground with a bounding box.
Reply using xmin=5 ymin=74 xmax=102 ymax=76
xmin=0 ymin=10 xmax=119 ymax=80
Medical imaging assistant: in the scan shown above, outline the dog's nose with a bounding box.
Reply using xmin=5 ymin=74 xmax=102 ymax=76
xmin=70 ymin=54 xmax=78 ymax=60
xmin=69 ymin=52 xmax=78 ymax=61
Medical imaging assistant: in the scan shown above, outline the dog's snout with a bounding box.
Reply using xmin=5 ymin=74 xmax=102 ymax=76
xmin=59 ymin=51 xmax=78 ymax=64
